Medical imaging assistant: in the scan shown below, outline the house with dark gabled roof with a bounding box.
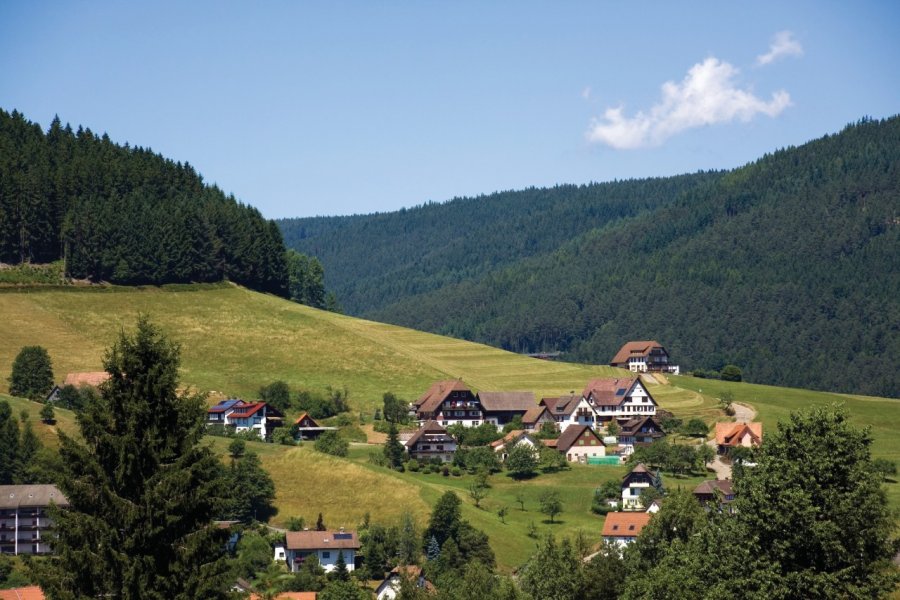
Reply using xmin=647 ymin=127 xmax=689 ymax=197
xmin=583 ymin=377 xmax=657 ymax=426
xmin=617 ymin=415 xmax=666 ymax=451
xmin=621 ymin=463 xmax=663 ymax=511
xmin=375 ymin=565 xmax=434 ymax=599
xmin=610 ymin=341 xmax=679 ymax=374
xmin=693 ymin=479 xmax=735 ymax=508
xmin=521 ymin=405 xmax=555 ymax=432
xmin=292 ymin=412 xmax=336 ymax=441
xmin=476 ymin=391 xmax=535 ymax=430
xmin=601 ymin=511 xmax=652 ymax=547
xmin=405 ymin=421 xmax=457 ymax=463
xmin=540 ymin=393 xmax=597 ymax=433
xmin=412 ymin=380 xmax=483 ymax=427
xmin=554 ymin=424 xmax=605 ymax=463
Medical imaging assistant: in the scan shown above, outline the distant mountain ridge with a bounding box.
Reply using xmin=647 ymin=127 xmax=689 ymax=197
xmin=280 ymin=117 xmax=900 ymax=397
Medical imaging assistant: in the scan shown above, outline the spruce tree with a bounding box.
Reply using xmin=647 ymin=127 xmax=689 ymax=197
xmin=0 ymin=402 xmax=20 ymax=484
xmin=384 ymin=422 xmax=405 ymax=469
xmin=33 ymin=317 xmax=232 ymax=599
xmin=8 ymin=345 xmax=54 ymax=401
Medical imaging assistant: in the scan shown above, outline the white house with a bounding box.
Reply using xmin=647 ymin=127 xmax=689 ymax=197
xmin=206 ymin=399 xmax=285 ymax=440
xmin=489 ymin=430 xmax=540 ymax=462
xmin=540 ymin=393 xmax=597 ymax=433
xmin=375 ymin=565 xmax=434 ymax=599
xmin=609 ymin=341 xmax=680 ymax=374
xmin=621 ymin=463 xmax=662 ymax=510
xmin=412 ymin=380 xmax=483 ymax=427
xmin=284 ymin=529 xmax=359 ymax=573
xmin=584 ymin=377 xmax=657 ymax=426
xmin=601 ymin=511 xmax=652 ymax=547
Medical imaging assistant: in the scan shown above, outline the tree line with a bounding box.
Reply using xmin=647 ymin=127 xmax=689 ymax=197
xmin=0 ymin=109 xmax=289 ymax=296
xmin=284 ymin=116 xmax=900 ymax=397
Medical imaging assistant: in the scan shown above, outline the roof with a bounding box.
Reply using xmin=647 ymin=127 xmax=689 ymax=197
xmin=582 ymin=378 xmax=640 ymax=406
xmin=540 ymin=394 xmax=580 ymax=416
xmin=543 ymin=439 xmax=558 ymax=448
xmin=522 ymin=405 xmax=549 ymax=424
xmin=229 ymin=402 xmax=284 ymax=419
xmin=0 ymin=587 xmax=45 ymax=600
xmin=208 ymin=398 xmax=244 ymax=413
xmin=555 ymin=424 xmax=604 ymax=452
xmin=406 ymin=420 xmax=451 ymax=448
xmin=476 ymin=391 xmax=535 ymax=412
xmin=693 ymin=479 xmax=734 ymax=497
xmin=601 ymin=511 xmax=652 ymax=537
xmin=250 ymin=593 xmax=317 ymax=600
xmin=618 ymin=416 xmax=665 ymax=436
xmin=610 ymin=341 xmax=666 ymax=365
xmin=715 ymin=422 xmax=763 ymax=447
xmin=285 ymin=529 xmax=360 ymax=551
xmin=0 ymin=484 xmax=69 ymax=509
xmin=62 ymin=371 xmax=109 ymax=387
xmin=415 ymin=380 xmax=471 ymax=415
xmin=490 ymin=430 xmax=536 ymax=449
xmin=294 ymin=412 xmax=319 ymax=427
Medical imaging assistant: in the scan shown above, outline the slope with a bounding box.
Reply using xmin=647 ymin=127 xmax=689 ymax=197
xmin=367 ymin=117 xmax=900 ymax=398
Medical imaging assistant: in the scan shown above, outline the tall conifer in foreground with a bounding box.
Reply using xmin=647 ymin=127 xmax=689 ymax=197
xmin=34 ymin=317 xmax=231 ymax=599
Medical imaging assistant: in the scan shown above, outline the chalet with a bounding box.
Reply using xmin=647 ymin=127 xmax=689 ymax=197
xmin=375 ymin=565 xmax=434 ymax=599
xmin=45 ymin=371 xmax=110 ymax=403
xmin=609 ymin=341 xmax=680 ymax=374
xmin=285 ymin=529 xmax=359 ymax=573
xmin=0 ymin=484 xmax=69 ymax=556
xmin=490 ymin=430 xmax=540 ymax=462
xmin=412 ymin=380 xmax=483 ymax=427
xmin=715 ymin=422 xmax=763 ymax=454
xmin=583 ymin=377 xmax=657 ymax=426
xmin=554 ymin=424 xmax=605 ymax=464
xmin=617 ymin=416 xmax=665 ymax=450
xmin=693 ymin=479 xmax=735 ymax=507
xmin=206 ymin=400 xmax=284 ymax=440
xmin=292 ymin=412 xmax=336 ymax=441
xmin=476 ymin=391 xmax=535 ymax=430
xmin=601 ymin=511 xmax=652 ymax=547
xmin=521 ymin=405 xmax=555 ymax=432
xmin=621 ymin=463 xmax=662 ymax=511
xmin=540 ymin=393 xmax=596 ymax=433
xmin=405 ymin=421 xmax=457 ymax=463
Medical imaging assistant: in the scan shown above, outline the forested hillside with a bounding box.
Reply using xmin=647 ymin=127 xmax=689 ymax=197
xmin=280 ymin=173 xmax=722 ymax=314
xmin=0 ymin=109 xmax=288 ymax=294
xmin=282 ymin=117 xmax=900 ymax=397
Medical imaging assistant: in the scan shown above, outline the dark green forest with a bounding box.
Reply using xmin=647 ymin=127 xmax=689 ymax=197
xmin=281 ymin=117 xmax=900 ymax=398
xmin=0 ymin=109 xmax=287 ymax=295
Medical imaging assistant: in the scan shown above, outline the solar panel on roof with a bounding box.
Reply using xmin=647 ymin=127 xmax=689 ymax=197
xmin=334 ymin=533 xmax=352 ymax=540
xmin=615 ymin=389 xmax=626 ymax=396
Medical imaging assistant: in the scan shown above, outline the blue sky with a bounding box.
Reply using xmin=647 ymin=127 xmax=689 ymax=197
xmin=1 ymin=1 xmax=898 ymax=218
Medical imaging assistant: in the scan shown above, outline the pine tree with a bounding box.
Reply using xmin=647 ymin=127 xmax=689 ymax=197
xmin=0 ymin=402 xmax=20 ymax=485
xmin=332 ymin=550 xmax=349 ymax=581
xmin=33 ymin=317 xmax=232 ymax=599
xmin=426 ymin=535 xmax=441 ymax=561
xmin=384 ymin=422 xmax=405 ymax=469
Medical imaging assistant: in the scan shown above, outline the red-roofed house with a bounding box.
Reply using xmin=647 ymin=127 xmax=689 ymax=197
xmin=715 ymin=422 xmax=763 ymax=454
xmin=0 ymin=587 xmax=45 ymax=600
xmin=412 ymin=380 xmax=483 ymax=427
xmin=285 ymin=529 xmax=359 ymax=573
xmin=609 ymin=341 xmax=679 ymax=374
xmin=206 ymin=399 xmax=284 ymax=440
xmin=583 ymin=377 xmax=657 ymax=426
xmin=293 ymin=412 xmax=336 ymax=441
xmin=601 ymin=512 xmax=652 ymax=547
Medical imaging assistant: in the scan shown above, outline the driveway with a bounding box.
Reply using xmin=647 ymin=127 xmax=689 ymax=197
xmin=706 ymin=402 xmax=756 ymax=480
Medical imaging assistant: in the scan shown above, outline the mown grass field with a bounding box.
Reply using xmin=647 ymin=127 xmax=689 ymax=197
xmin=0 ymin=284 xmax=897 ymax=569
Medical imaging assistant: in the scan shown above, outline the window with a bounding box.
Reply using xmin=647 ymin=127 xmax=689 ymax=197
xmin=322 ymin=551 xmax=330 ymax=559
xmin=472 ymin=421 xmax=480 ymax=426
xmin=442 ymin=421 xmax=448 ymax=426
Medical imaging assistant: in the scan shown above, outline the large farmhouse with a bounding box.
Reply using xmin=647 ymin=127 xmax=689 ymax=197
xmin=583 ymin=377 xmax=658 ymax=426
xmin=610 ymin=341 xmax=680 ymax=374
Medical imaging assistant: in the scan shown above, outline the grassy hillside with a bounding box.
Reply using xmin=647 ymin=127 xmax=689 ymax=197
xmin=1 ymin=285 xmax=896 ymax=570
xmin=0 ymin=284 xmax=624 ymax=410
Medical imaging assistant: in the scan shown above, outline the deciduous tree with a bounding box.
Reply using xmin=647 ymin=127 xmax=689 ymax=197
xmin=8 ymin=346 xmax=53 ymax=401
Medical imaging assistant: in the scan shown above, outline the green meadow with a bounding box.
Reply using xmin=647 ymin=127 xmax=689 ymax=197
xmin=0 ymin=284 xmax=897 ymax=569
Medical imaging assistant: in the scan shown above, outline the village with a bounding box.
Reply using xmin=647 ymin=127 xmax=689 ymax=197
xmin=1 ymin=341 xmax=767 ymax=599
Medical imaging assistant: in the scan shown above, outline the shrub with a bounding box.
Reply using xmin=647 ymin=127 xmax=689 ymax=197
xmin=450 ymin=466 xmax=462 ymax=477
xmin=315 ymin=430 xmax=349 ymax=457
xmin=406 ymin=459 xmax=420 ymax=472
xmin=441 ymin=465 xmax=450 ymax=477
xmin=720 ymin=364 xmax=743 ymax=382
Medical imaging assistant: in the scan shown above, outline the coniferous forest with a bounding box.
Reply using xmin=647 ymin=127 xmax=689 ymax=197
xmin=0 ymin=109 xmax=288 ymax=295
xmin=281 ymin=117 xmax=900 ymax=398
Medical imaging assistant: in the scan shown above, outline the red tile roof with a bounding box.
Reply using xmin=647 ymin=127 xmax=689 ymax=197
xmin=609 ymin=341 xmax=665 ymax=365
xmin=229 ymin=401 xmax=266 ymax=418
xmin=294 ymin=412 xmax=319 ymax=427
xmin=715 ymin=422 xmax=763 ymax=447
xmin=0 ymin=587 xmax=45 ymax=600
xmin=285 ymin=530 xmax=360 ymax=551
xmin=582 ymin=378 xmax=639 ymax=406
xmin=601 ymin=511 xmax=652 ymax=538
xmin=693 ymin=479 xmax=734 ymax=497
xmin=63 ymin=371 xmax=109 ymax=387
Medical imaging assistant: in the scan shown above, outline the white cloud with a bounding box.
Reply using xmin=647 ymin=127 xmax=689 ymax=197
xmin=757 ymin=30 xmax=803 ymax=66
xmin=585 ymin=57 xmax=791 ymax=149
